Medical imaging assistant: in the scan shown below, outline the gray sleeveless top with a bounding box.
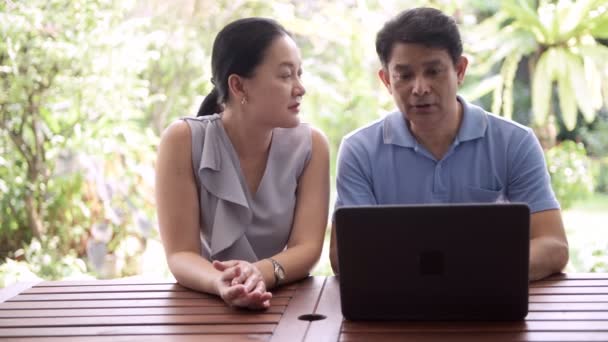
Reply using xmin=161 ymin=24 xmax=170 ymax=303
xmin=183 ymin=114 xmax=312 ymax=263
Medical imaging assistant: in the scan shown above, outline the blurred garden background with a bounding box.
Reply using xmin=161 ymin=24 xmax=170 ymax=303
xmin=1 ymin=0 xmax=608 ymax=287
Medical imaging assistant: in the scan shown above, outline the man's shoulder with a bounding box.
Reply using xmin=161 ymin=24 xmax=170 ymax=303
xmin=485 ymin=112 xmax=532 ymax=135
xmin=342 ymin=113 xmax=393 ymax=145
xmin=463 ymin=100 xmax=533 ymax=141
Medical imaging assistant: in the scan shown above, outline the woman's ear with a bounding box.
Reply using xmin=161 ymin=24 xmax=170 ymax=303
xmin=227 ymin=74 xmax=247 ymax=103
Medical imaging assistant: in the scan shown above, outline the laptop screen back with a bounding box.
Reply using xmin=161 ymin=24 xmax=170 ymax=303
xmin=335 ymin=203 xmax=530 ymax=321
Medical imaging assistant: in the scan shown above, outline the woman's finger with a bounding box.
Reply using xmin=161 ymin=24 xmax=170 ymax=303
xmin=220 ymin=266 xmax=240 ymax=282
xmin=213 ymin=260 xmax=239 ymax=271
xmin=242 ymin=274 xmax=261 ymax=293
xmin=222 ymin=284 xmax=245 ymax=302
xmin=231 ymin=266 xmax=250 ymax=285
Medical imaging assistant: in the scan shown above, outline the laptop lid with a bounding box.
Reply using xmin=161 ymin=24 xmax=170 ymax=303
xmin=335 ymin=203 xmax=530 ymax=321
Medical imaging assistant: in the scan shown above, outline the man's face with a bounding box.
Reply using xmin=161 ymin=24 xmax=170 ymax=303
xmin=379 ymin=43 xmax=467 ymax=132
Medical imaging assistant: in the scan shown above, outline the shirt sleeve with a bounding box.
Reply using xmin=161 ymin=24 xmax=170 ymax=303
xmin=334 ymin=136 xmax=378 ymax=211
xmin=507 ymin=129 xmax=560 ymax=213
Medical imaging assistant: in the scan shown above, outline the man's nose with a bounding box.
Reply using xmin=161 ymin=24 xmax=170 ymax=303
xmin=412 ymin=76 xmax=430 ymax=95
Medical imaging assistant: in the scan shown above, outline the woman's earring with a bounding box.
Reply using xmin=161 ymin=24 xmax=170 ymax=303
xmin=241 ymin=97 xmax=247 ymax=105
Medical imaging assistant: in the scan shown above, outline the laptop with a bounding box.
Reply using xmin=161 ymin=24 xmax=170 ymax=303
xmin=334 ymin=203 xmax=530 ymax=321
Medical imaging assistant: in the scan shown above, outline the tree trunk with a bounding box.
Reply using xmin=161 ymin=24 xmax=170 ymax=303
xmin=533 ymin=115 xmax=558 ymax=150
xmin=24 ymin=193 xmax=43 ymax=239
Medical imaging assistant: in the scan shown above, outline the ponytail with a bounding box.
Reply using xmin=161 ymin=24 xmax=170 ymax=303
xmin=197 ymin=88 xmax=222 ymax=116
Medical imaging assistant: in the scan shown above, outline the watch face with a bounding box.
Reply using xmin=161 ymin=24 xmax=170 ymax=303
xmin=272 ymin=259 xmax=285 ymax=281
xmin=277 ymin=267 xmax=285 ymax=279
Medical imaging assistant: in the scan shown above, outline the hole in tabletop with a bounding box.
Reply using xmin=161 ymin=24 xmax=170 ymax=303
xmin=298 ymin=314 xmax=327 ymax=321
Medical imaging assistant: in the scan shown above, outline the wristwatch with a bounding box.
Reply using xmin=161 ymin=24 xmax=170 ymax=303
xmin=268 ymin=258 xmax=285 ymax=286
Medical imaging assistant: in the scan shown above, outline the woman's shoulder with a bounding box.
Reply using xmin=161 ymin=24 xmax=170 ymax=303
xmin=181 ymin=114 xmax=222 ymax=131
xmin=275 ymin=123 xmax=327 ymax=144
xmin=160 ymin=120 xmax=192 ymax=148
xmin=273 ymin=124 xmax=329 ymax=172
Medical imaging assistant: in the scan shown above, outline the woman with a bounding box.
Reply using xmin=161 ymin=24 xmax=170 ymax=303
xmin=155 ymin=18 xmax=329 ymax=310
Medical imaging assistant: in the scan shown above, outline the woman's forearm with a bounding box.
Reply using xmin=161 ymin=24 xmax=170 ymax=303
xmin=167 ymin=251 xmax=223 ymax=295
xmin=255 ymin=243 xmax=323 ymax=289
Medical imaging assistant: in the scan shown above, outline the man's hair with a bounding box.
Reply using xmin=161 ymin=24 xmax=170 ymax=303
xmin=375 ymin=7 xmax=462 ymax=67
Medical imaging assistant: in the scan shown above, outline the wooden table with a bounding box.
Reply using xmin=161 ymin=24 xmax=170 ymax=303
xmin=1 ymin=273 xmax=607 ymax=341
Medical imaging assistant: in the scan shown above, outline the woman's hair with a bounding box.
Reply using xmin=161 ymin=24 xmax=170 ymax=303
xmin=197 ymin=18 xmax=290 ymax=116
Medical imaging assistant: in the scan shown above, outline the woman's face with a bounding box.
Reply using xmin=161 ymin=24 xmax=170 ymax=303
xmin=242 ymin=35 xmax=306 ymax=128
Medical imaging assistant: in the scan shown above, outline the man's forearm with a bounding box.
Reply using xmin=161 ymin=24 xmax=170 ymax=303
xmin=529 ymin=237 xmax=569 ymax=281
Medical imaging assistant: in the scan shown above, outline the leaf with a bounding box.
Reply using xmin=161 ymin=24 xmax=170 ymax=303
xmin=460 ymin=75 xmax=502 ymax=102
xmin=471 ymin=27 xmax=536 ymax=76
xmin=590 ymin=17 xmax=608 ymax=38
xmin=532 ymin=49 xmax=556 ymax=126
xmin=558 ymin=0 xmax=597 ymax=39
xmin=492 ymin=75 xmax=504 ymax=115
xmin=502 ymin=0 xmax=550 ymax=43
xmin=588 ymin=6 xmax=608 ymax=38
xmin=556 ymin=49 xmax=578 ymax=131
xmin=501 ymin=52 xmax=523 ymax=119
xmin=583 ymin=56 xmax=604 ymax=119
xmin=578 ymin=44 xmax=608 ymax=62
xmin=562 ymin=51 xmax=596 ymax=123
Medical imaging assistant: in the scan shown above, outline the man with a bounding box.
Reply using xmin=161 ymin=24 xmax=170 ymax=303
xmin=329 ymin=7 xmax=568 ymax=281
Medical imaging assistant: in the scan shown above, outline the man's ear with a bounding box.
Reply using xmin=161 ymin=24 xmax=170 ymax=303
xmin=227 ymin=74 xmax=247 ymax=101
xmin=455 ymin=56 xmax=468 ymax=86
xmin=378 ymin=68 xmax=392 ymax=95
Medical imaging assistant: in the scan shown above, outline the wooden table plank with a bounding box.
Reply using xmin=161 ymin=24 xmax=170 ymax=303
xmin=339 ymin=332 xmax=608 ymax=342
xmin=0 ymin=313 xmax=282 ymax=327
xmin=25 ymin=283 xmax=299 ymax=294
xmin=341 ymin=321 xmax=608 ymax=333
xmin=7 ymin=291 xmax=214 ymax=301
xmin=530 ymin=279 xmax=608 ymax=287
xmin=0 ymin=281 xmax=41 ymax=303
xmin=304 ymin=276 xmax=343 ymax=342
xmin=0 ymin=305 xmax=287 ymax=317
xmin=8 ymin=289 xmax=295 ymax=301
xmin=529 ymin=302 xmax=608 ymax=311
xmin=543 ymin=273 xmax=608 ymax=280
xmin=0 ymin=335 xmax=271 ymax=342
xmin=526 ymin=311 xmax=608 ymax=320
xmin=530 ymin=286 xmax=608 ymax=295
xmin=270 ymin=276 xmax=326 ymax=342
xmin=0 ymin=297 xmax=290 ymax=309
xmin=35 ymin=279 xmax=176 ymax=286
xmin=24 ymin=284 xmax=191 ymax=294
xmin=0 ymin=324 xmax=276 ymax=337
xmin=529 ymin=294 xmax=608 ymax=302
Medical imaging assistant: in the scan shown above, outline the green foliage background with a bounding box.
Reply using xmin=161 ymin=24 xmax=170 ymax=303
xmin=1 ymin=0 xmax=607 ymax=284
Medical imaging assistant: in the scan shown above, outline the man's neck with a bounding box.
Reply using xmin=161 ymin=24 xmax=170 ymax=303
xmin=409 ymin=100 xmax=463 ymax=160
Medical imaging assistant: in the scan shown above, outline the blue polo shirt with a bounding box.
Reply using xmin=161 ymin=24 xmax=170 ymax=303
xmin=334 ymin=97 xmax=559 ymax=213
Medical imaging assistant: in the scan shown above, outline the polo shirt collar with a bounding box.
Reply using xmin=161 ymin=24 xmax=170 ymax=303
xmin=382 ymin=96 xmax=487 ymax=148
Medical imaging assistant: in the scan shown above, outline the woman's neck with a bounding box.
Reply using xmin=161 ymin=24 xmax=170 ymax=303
xmin=221 ymin=107 xmax=273 ymax=159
